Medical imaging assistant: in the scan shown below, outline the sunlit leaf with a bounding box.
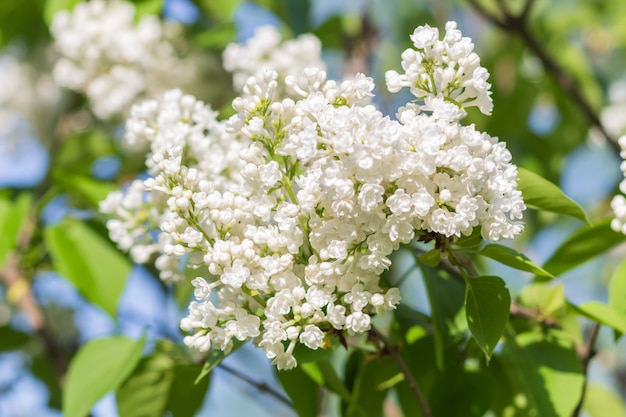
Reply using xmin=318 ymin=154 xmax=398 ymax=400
xmin=477 ymin=244 xmax=554 ymax=278
xmin=517 ymin=167 xmax=589 ymax=224
xmin=0 ymin=193 xmax=31 ymax=269
xmin=130 ymin=0 xmax=163 ymax=17
xmin=43 ymin=0 xmax=80 ymax=25
xmin=609 ymin=258 xmax=626 ymax=318
xmin=64 ymin=335 xmax=145 ymax=417
xmin=584 ymin=384 xmax=626 ymax=417
xmin=54 ymin=172 xmax=118 ymax=208
xmin=192 ymin=0 xmax=240 ymax=21
xmin=571 ymin=301 xmax=626 ymax=334
xmin=465 ymin=275 xmax=511 ymax=362
xmin=542 ymin=219 xmax=626 ymax=276
xmin=45 ymin=219 xmax=131 ymax=317
xmin=491 ymin=329 xmax=583 ymax=417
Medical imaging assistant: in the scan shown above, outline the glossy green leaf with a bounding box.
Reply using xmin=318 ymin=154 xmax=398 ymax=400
xmin=477 ymin=244 xmax=554 ymax=278
xmin=542 ymin=219 xmax=626 ymax=276
xmin=43 ymin=0 xmax=80 ymax=25
xmin=420 ymin=264 xmax=467 ymax=370
xmin=0 ymin=193 xmax=31 ymax=269
xmin=64 ymin=336 xmax=145 ymax=417
xmin=584 ymin=384 xmax=626 ymax=417
xmin=518 ymin=167 xmax=589 ymax=224
xmin=277 ymin=366 xmax=317 ymax=417
xmin=45 ymin=219 xmax=131 ymax=317
xmin=572 ymin=302 xmax=626 ymax=334
xmin=465 ymin=275 xmax=511 ymax=362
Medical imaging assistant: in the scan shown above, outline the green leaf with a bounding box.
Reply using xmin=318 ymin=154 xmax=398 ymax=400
xmin=45 ymin=219 xmax=131 ymax=317
xmin=420 ymin=264 xmax=467 ymax=370
xmin=542 ymin=219 xmax=626 ymax=276
xmin=64 ymin=335 xmax=146 ymax=417
xmin=0 ymin=325 xmax=30 ymax=352
xmin=477 ymin=244 xmax=554 ymax=278
xmin=117 ymin=353 xmax=173 ymax=417
xmin=43 ymin=0 xmax=80 ymax=25
xmin=342 ymin=350 xmax=397 ymax=417
xmin=193 ymin=23 xmax=237 ymax=49
xmin=465 ymin=275 xmax=511 ymax=362
xmin=609 ymin=258 xmax=626 ymax=318
xmin=452 ymin=226 xmax=483 ymax=249
xmin=518 ymin=282 xmax=567 ymax=318
xmin=116 ymin=342 xmax=210 ymax=417
xmin=130 ymin=0 xmax=163 ymax=17
xmin=571 ymin=301 xmax=626 ymax=334
xmin=491 ymin=329 xmax=584 ymax=417
xmin=517 ymin=167 xmax=589 ymax=224
xmin=54 ymin=173 xmax=118 ymax=208
xmin=0 ymin=193 xmax=31 ymax=269
xmin=301 ymin=360 xmax=352 ymax=404
xmin=584 ymin=384 xmax=626 ymax=417
xmin=165 ymin=364 xmax=211 ymax=417
xmin=418 ymin=248 xmax=441 ymax=267
xmin=192 ymin=0 xmax=240 ymax=21
xmin=277 ymin=366 xmax=318 ymax=417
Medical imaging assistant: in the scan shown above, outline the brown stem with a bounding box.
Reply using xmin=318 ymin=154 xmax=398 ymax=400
xmin=370 ymin=325 xmax=433 ymax=417
xmin=571 ymin=322 xmax=601 ymax=417
xmin=1 ymin=252 xmax=67 ymax=375
xmin=466 ymin=0 xmax=619 ymax=153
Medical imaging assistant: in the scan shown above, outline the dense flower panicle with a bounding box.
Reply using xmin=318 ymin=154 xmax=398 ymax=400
xmin=50 ymin=0 xmax=194 ymax=119
xmin=101 ymin=89 xmax=247 ymax=281
xmin=385 ymin=21 xmax=494 ymax=115
xmin=611 ymin=135 xmax=626 ymax=234
xmin=102 ymin=21 xmax=525 ymax=370
xmin=223 ymin=25 xmax=325 ymax=96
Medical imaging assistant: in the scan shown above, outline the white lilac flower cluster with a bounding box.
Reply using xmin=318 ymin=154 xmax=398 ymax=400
xmin=222 ymin=25 xmax=325 ymax=98
xmin=386 ymin=21 xmax=494 ymax=115
xmin=100 ymin=89 xmax=247 ymax=282
xmin=102 ymin=22 xmax=525 ymax=370
xmin=610 ymin=135 xmax=626 ymax=234
xmin=50 ymin=0 xmax=194 ymax=120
